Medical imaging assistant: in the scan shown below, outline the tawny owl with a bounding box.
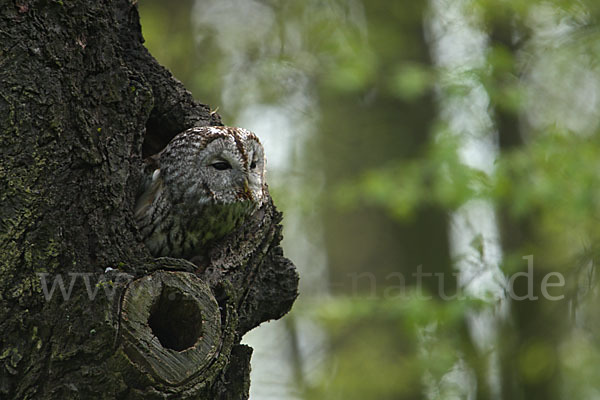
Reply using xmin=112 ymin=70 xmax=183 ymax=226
xmin=134 ymin=126 xmax=267 ymax=259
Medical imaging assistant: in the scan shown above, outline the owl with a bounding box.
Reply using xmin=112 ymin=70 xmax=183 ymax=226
xmin=134 ymin=126 xmax=267 ymax=259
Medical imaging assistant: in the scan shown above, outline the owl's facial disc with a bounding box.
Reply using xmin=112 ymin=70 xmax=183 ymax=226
xmin=196 ymin=139 xmax=258 ymax=204
xmin=245 ymin=140 xmax=265 ymax=205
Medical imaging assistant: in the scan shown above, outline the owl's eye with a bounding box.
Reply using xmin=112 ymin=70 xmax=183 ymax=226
xmin=211 ymin=161 xmax=232 ymax=171
xmin=250 ymin=160 xmax=257 ymax=169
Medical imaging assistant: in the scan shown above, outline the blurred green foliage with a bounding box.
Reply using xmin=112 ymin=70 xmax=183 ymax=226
xmin=140 ymin=0 xmax=600 ymax=398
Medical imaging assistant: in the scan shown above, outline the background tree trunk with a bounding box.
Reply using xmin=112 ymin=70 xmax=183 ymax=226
xmin=312 ymin=2 xmax=453 ymax=398
xmin=0 ymin=1 xmax=298 ymax=398
xmin=485 ymin=9 xmax=568 ymax=400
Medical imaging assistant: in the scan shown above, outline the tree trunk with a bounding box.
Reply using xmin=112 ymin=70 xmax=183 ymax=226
xmin=485 ymin=10 xmax=567 ymax=400
xmin=0 ymin=1 xmax=298 ymax=399
xmin=314 ymin=2 xmax=452 ymax=398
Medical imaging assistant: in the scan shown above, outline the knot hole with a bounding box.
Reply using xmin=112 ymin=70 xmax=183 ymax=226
xmin=148 ymin=287 xmax=202 ymax=351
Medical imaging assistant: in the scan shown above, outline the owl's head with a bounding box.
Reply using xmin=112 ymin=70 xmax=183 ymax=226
xmin=159 ymin=126 xmax=266 ymax=207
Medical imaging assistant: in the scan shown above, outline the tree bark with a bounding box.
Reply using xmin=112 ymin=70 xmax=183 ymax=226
xmin=0 ymin=1 xmax=298 ymax=399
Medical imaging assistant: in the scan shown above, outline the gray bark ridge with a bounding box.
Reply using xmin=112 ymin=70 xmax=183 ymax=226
xmin=0 ymin=1 xmax=298 ymax=399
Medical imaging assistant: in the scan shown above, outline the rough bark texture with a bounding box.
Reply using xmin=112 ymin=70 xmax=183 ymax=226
xmin=0 ymin=1 xmax=298 ymax=398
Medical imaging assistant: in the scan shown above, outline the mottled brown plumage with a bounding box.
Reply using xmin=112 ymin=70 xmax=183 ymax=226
xmin=134 ymin=126 xmax=267 ymax=259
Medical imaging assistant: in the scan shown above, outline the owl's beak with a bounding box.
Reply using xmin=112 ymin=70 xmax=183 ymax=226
xmin=242 ymin=177 xmax=254 ymax=201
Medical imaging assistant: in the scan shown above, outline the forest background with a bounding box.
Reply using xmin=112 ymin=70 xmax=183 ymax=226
xmin=139 ymin=1 xmax=600 ymax=399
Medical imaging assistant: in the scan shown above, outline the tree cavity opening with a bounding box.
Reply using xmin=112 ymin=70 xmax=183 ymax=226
xmin=148 ymin=286 xmax=203 ymax=351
